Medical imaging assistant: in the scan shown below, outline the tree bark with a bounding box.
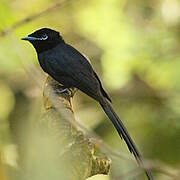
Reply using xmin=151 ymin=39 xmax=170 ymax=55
xmin=18 ymin=76 xmax=111 ymax=180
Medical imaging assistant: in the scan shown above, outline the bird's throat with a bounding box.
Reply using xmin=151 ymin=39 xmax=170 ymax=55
xmin=32 ymin=40 xmax=64 ymax=54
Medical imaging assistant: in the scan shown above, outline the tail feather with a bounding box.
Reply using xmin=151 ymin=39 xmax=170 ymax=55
xmin=100 ymin=98 xmax=153 ymax=180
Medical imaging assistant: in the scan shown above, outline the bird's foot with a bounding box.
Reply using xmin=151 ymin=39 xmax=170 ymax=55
xmin=56 ymin=88 xmax=69 ymax=94
xmin=55 ymin=87 xmax=75 ymax=97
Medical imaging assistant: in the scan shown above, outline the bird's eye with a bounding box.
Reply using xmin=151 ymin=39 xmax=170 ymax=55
xmin=40 ymin=34 xmax=48 ymax=40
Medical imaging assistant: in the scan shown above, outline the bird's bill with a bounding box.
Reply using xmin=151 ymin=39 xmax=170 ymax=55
xmin=21 ymin=36 xmax=39 ymax=41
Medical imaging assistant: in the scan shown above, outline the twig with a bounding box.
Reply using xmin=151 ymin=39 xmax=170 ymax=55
xmin=0 ymin=0 xmax=71 ymax=37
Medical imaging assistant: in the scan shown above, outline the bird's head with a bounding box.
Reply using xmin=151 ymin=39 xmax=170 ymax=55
xmin=22 ymin=28 xmax=64 ymax=53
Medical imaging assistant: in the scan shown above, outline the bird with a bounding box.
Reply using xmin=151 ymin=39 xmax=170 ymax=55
xmin=22 ymin=28 xmax=153 ymax=180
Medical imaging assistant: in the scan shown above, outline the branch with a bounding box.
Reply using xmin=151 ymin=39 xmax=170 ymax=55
xmin=21 ymin=76 xmax=110 ymax=180
xmin=0 ymin=0 xmax=71 ymax=37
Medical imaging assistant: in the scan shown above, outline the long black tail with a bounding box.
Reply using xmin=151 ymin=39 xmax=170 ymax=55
xmin=100 ymin=98 xmax=153 ymax=180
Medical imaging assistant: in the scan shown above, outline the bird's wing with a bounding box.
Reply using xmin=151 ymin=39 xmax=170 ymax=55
xmin=47 ymin=44 xmax=102 ymax=100
xmin=62 ymin=45 xmax=111 ymax=101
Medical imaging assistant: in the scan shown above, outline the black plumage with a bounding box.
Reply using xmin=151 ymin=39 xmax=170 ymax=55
xmin=22 ymin=28 xmax=153 ymax=180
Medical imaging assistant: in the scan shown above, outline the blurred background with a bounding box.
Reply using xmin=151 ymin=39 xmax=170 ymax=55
xmin=0 ymin=0 xmax=180 ymax=179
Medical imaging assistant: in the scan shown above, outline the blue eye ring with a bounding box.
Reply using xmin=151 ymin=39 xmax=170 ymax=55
xmin=40 ymin=34 xmax=48 ymax=40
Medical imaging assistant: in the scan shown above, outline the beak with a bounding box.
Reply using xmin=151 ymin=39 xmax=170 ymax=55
xmin=21 ymin=36 xmax=39 ymax=41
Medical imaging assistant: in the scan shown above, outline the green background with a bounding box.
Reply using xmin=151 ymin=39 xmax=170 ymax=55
xmin=0 ymin=0 xmax=180 ymax=179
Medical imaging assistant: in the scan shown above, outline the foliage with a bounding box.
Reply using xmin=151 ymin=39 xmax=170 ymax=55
xmin=0 ymin=0 xmax=180 ymax=179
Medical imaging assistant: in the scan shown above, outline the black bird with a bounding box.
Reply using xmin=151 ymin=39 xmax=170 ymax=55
xmin=22 ymin=28 xmax=153 ymax=180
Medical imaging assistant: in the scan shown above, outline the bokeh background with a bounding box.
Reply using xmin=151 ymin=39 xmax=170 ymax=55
xmin=0 ymin=0 xmax=180 ymax=179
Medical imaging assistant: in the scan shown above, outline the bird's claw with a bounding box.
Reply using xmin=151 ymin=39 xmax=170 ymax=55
xmin=55 ymin=87 xmax=74 ymax=97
